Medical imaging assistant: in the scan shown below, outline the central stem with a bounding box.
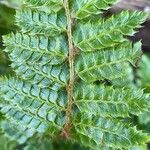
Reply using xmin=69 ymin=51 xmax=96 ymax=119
xmin=62 ymin=0 xmax=75 ymax=138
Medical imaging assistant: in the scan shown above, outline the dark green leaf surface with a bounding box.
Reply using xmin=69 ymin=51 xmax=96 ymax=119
xmin=71 ymin=0 xmax=118 ymax=19
xmin=74 ymin=11 xmax=147 ymax=52
xmin=72 ymin=114 xmax=149 ymax=149
xmin=24 ymin=0 xmax=63 ymax=13
xmin=74 ymin=84 xmax=150 ymax=117
xmin=0 ymin=0 xmax=149 ymax=149
xmin=76 ymin=42 xmax=141 ymax=83
xmin=16 ymin=9 xmax=67 ymax=36
xmin=3 ymin=33 xmax=69 ymax=88
xmin=0 ymin=78 xmax=67 ymax=143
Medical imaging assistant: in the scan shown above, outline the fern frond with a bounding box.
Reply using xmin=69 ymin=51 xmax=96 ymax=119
xmin=109 ymin=63 xmax=135 ymax=87
xmin=74 ymin=84 xmax=150 ymax=117
xmin=3 ymin=33 xmax=69 ymax=87
xmin=3 ymin=32 xmax=68 ymax=65
xmin=0 ymin=0 xmax=150 ymax=148
xmin=24 ymin=0 xmax=63 ymax=13
xmin=76 ymin=41 xmax=141 ymax=83
xmin=72 ymin=114 xmax=149 ymax=149
xmin=71 ymin=0 xmax=118 ymax=19
xmin=16 ymin=9 xmax=66 ymax=36
xmin=74 ymin=11 xmax=147 ymax=52
xmin=0 ymin=78 xmax=67 ymax=140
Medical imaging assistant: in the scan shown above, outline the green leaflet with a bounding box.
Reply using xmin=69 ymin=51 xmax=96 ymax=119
xmin=3 ymin=32 xmax=68 ymax=65
xmin=16 ymin=9 xmax=67 ymax=36
xmin=24 ymin=0 xmax=63 ymax=13
xmin=74 ymin=11 xmax=147 ymax=52
xmin=72 ymin=114 xmax=149 ymax=149
xmin=109 ymin=63 xmax=135 ymax=88
xmin=3 ymin=32 xmax=69 ymax=88
xmin=0 ymin=78 xmax=67 ymax=141
xmin=76 ymin=41 xmax=141 ymax=83
xmin=74 ymin=84 xmax=150 ymax=117
xmin=11 ymin=63 xmax=69 ymax=88
xmin=71 ymin=0 xmax=118 ymax=19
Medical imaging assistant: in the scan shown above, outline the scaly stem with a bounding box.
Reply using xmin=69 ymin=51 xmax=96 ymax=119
xmin=61 ymin=0 xmax=75 ymax=138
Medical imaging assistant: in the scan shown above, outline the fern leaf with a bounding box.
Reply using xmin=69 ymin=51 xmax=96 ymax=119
xmin=24 ymin=0 xmax=63 ymax=13
xmin=0 ymin=0 xmax=150 ymax=148
xmin=0 ymin=78 xmax=67 ymax=142
xmin=74 ymin=84 xmax=150 ymax=117
xmin=3 ymin=33 xmax=69 ymax=87
xmin=11 ymin=63 xmax=69 ymax=88
xmin=74 ymin=11 xmax=147 ymax=52
xmin=3 ymin=33 xmax=68 ymax=65
xmin=76 ymin=42 xmax=141 ymax=83
xmin=72 ymin=114 xmax=149 ymax=149
xmin=109 ymin=63 xmax=135 ymax=87
xmin=72 ymin=0 xmax=118 ymax=19
xmin=16 ymin=9 xmax=66 ymax=36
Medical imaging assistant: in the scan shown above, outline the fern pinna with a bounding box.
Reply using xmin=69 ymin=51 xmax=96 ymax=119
xmin=0 ymin=0 xmax=150 ymax=149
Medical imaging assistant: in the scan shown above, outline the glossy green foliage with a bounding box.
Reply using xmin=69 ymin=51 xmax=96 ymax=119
xmin=3 ymin=33 xmax=69 ymax=88
xmin=24 ymin=0 xmax=63 ymax=13
xmin=74 ymin=84 xmax=150 ymax=117
xmin=16 ymin=9 xmax=67 ymax=36
xmin=0 ymin=78 xmax=67 ymax=143
xmin=0 ymin=0 xmax=150 ymax=149
xmin=75 ymin=42 xmax=141 ymax=83
xmin=74 ymin=11 xmax=146 ymax=51
xmin=71 ymin=0 xmax=118 ymax=19
xmin=72 ymin=114 xmax=148 ymax=149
